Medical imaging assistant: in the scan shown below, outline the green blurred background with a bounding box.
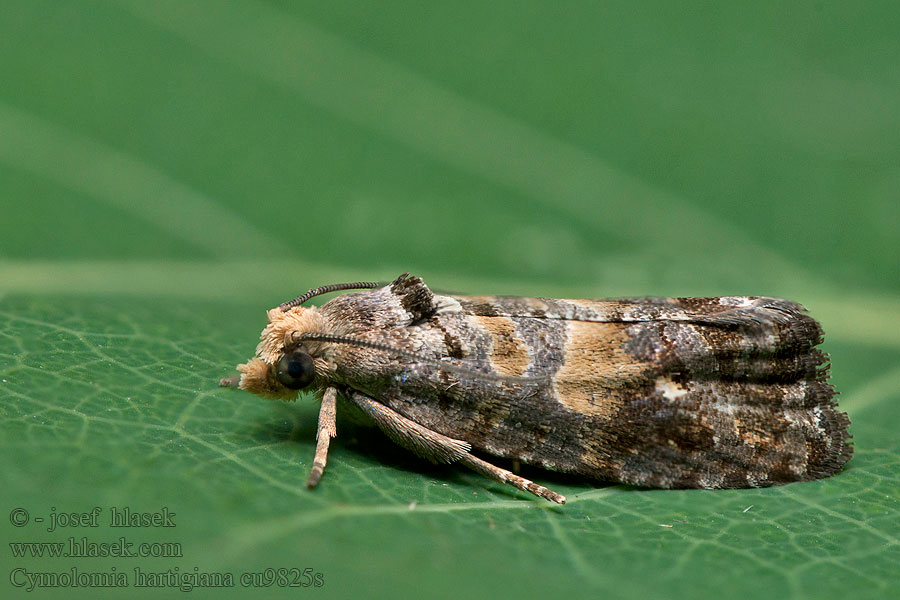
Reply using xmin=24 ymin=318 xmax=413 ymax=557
xmin=2 ymin=1 xmax=898 ymax=599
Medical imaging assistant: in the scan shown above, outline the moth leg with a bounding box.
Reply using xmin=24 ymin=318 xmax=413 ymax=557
xmin=459 ymin=453 xmax=566 ymax=505
xmin=347 ymin=391 xmax=566 ymax=504
xmin=306 ymin=386 xmax=338 ymax=489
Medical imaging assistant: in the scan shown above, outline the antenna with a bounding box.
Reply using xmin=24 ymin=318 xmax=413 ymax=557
xmin=279 ymin=281 xmax=381 ymax=311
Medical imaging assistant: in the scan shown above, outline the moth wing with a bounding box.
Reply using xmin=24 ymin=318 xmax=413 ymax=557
xmin=323 ymin=277 xmax=851 ymax=489
xmin=420 ymin=291 xmax=851 ymax=488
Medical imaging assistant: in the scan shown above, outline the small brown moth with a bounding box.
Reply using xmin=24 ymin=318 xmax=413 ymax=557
xmin=222 ymin=274 xmax=852 ymax=504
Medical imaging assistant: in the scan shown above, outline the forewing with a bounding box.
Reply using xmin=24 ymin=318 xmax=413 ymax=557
xmin=385 ymin=292 xmax=852 ymax=488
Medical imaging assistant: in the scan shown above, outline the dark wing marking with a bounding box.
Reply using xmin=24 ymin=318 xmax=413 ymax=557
xmin=390 ymin=274 xmax=438 ymax=323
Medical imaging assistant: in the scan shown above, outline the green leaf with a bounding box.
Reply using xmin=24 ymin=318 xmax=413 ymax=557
xmin=2 ymin=1 xmax=899 ymax=599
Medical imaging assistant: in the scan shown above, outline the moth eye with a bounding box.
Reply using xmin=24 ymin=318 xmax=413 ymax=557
xmin=275 ymin=352 xmax=316 ymax=389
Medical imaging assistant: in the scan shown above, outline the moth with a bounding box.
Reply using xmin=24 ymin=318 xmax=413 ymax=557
xmin=222 ymin=274 xmax=852 ymax=504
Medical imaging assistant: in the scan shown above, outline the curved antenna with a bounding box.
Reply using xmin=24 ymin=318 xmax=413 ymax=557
xmin=299 ymin=333 xmax=547 ymax=385
xmin=279 ymin=281 xmax=382 ymax=311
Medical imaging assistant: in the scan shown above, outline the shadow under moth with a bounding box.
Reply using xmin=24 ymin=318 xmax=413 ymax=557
xmin=222 ymin=274 xmax=851 ymax=504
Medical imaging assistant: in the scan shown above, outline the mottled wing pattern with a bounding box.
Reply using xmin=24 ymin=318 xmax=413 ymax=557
xmin=308 ymin=277 xmax=852 ymax=488
xmin=322 ymin=276 xmax=852 ymax=489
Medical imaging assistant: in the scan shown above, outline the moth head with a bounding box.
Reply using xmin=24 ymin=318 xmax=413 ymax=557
xmin=234 ymin=305 xmax=331 ymax=401
xmin=233 ymin=278 xmax=392 ymax=399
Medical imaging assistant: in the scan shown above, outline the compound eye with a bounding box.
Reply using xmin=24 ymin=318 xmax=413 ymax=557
xmin=275 ymin=352 xmax=316 ymax=389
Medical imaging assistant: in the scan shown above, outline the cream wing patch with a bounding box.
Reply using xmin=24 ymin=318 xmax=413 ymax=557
xmin=472 ymin=315 xmax=530 ymax=377
xmin=554 ymin=321 xmax=647 ymax=419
